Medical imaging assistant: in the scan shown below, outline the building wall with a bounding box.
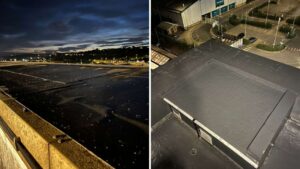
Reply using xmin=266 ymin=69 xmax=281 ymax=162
xmin=200 ymin=0 xmax=220 ymax=16
xmin=230 ymin=38 xmax=243 ymax=48
xmin=160 ymin=10 xmax=184 ymax=27
xmin=159 ymin=0 xmax=247 ymax=29
xmin=183 ymin=0 xmax=247 ymax=28
xmin=200 ymin=0 xmax=246 ymax=17
xmin=182 ymin=1 xmax=202 ymax=28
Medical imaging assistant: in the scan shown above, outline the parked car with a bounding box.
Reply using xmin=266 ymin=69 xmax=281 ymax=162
xmin=237 ymin=33 xmax=245 ymax=39
xmin=249 ymin=37 xmax=257 ymax=43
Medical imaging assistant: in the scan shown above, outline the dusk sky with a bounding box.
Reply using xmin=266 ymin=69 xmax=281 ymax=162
xmin=0 ymin=0 xmax=148 ymax=54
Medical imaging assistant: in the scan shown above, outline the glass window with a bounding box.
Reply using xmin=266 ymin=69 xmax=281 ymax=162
xmin=221 ymin=6 xmax=228 ymax=13
xmin=216 ymin=0 xmax=224 ymax=7
xmin=229 ymin=3 xmax=236 ymax=10
xmin=212 ymin=9 xmax=220 ymax=17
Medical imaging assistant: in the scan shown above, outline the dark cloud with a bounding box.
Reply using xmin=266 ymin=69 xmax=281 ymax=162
xmin=48 ymin=21 xmax=71 ymax=33
xmin=0 ymin=0 xmax=148 ymax=53
xmin=95 ymin=36 xmax=148 ymax=48
xmin=58 ymin=44 xmax=90 ymax=52
xmin=53 ymin=43 xmax=68 ymax=46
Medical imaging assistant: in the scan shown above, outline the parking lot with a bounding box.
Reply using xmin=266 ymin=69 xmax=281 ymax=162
xmin=0 ymin=63 xmax=149 ymax=169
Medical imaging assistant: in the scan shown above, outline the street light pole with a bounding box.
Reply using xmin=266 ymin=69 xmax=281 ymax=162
xmin=155 ymin=28 xmax=160 ymax=46
xmin=292 ymin=15 xmax=296 ymax=34
xmin=244 ymin=8 xmax=251 ymax=38
xmin=244 ymin=14 xmax=248 ymax=37
xmin=265 ymin=0 xmax=270 ymax=27
xmin=273 ymin=15 xmax=283 ymax=48
xmin=218 ymin=16 xmax=222 ymax=40
xmin=221 ymin=24 xmax=223 ymax=39
xmin=292 ymin=15 xmax=296 ymax=29
xmin=156 ymin=5 xmax=162 ymax=22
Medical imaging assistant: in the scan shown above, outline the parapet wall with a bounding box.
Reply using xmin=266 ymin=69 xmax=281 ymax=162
xmin=0 ymin=91 xmax=113 ymax=169
xmin=0 ymin=123 xmax=28 ymax=169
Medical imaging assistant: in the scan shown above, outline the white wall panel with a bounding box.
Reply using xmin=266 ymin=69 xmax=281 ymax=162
xmin=182 ymin=1 xmax=202 ymax=28
xmin=159 ymin=0 xmax=246 ymax=28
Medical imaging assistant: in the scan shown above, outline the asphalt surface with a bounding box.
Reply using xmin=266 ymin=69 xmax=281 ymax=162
xmin=0 ymin=63 xmax=149 ymax=169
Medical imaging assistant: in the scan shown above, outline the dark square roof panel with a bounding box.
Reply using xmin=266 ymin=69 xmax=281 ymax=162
xmin=152 ymin=40 xmax=300 ymax=125
xmin=163 ymin=59 xmax=297 ymax=164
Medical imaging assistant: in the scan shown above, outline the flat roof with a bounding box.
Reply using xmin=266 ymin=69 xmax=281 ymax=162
xmin=152 ymin=40 xmax=300 ymax=124
xmin=153 ymin=0 xmax=197 ymax=13
xmin=152 ymin=40 xmax=300 ymax=168
xmin=152 ymin=113 xmax=240 ymax=169
xmin=164 ymin=59 xmax=296 ymax=163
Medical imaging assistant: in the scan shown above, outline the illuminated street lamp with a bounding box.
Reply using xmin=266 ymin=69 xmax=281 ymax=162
xmin=265 ymin=0 xmax=270 ymax=27
xmin=292 ymin=15 xmax=296 ymax=30
xmin=244 ymin=8 xmax=252 ymax=38
xmin=244 ymin=14 xmax=247 ymax=37
xmin=273 ymin=14 xmax=283 ymax=48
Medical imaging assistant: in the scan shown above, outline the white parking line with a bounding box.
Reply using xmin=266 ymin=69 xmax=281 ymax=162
xmin=285 ymin=47 xmax=300 ymax=52
xmin=0 ymin=69 xmax=66 ymax=85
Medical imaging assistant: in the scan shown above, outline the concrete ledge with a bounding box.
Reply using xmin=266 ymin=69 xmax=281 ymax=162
xmin=0 ymin=91 xmax=113 ymax=169
xmin=0 ymin=123 xmax=28 ymax=169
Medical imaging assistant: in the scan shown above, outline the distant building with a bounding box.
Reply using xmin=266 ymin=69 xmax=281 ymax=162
xmin=153 ymin=0 xmax=246 ymax=29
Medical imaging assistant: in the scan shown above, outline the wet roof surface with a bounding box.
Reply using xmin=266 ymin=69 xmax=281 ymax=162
xmin=152 ymin=113 xmax=240 ymax=169
xmin=164 ymin=59 xmax=295 ymax=162
xmin=0 ymin=64 xmax=149 ymax=169
xmin=260 ymin=96 xmax=300 ymax=169
xmin=260 ymin=119 xmax=300 ymax=169
xmin=152 ymin=40 xmax=300 ymax=168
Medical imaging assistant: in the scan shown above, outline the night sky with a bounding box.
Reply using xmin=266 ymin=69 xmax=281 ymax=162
xmin=0 ymin=0 xmax=148 ymax=54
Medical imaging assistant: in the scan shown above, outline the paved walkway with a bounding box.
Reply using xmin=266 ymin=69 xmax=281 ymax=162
xmin=175 ymin=1 xmax=269 ymax=46
xmin=177 ymin=23 xmax=212 ymax=46
xmin=246 ymin=45 xmax=300 ymax=69
xmin=227 ymin=24 xmax=286 ymax=44
xmin=224 ymin=0 xmax=300 ymax=69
